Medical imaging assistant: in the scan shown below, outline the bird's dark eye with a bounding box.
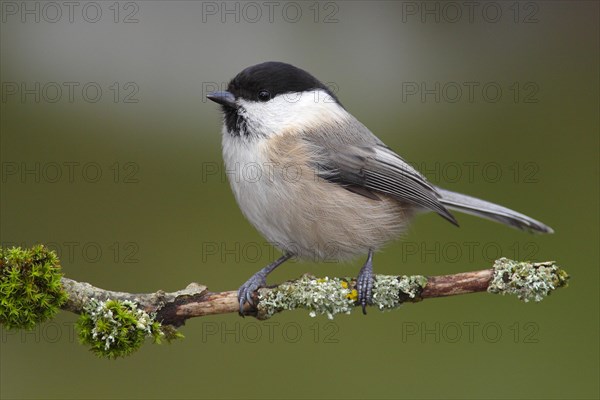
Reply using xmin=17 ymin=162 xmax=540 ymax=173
xmin=258 ymin=90 xmax=271 ymax=101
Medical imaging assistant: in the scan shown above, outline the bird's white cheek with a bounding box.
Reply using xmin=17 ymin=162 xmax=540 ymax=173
xmin=237 ymin=90 xmax=349 ymax=139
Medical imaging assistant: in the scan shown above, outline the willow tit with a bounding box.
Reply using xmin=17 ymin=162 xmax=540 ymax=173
xmin=207 ymin=61 xmax=553 ymax=315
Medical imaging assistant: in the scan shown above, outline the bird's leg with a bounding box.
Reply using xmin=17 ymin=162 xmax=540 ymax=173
xmin=237 ymin=253 xmax=293 ymax=315
xmin=356 ymin=249 xmax=374 ymax=314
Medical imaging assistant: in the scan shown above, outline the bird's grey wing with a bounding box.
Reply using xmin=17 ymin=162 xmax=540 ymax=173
xmin=304 ymin=135 xmax=458 ymax=226
xmin=302 ymin=119 xmax=552 ymax=234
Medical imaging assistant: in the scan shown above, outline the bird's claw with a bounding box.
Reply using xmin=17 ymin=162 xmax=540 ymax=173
xmin=237 ymin=273 xmax=267 ymax=316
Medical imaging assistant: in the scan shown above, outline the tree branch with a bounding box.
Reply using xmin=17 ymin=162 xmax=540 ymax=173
xmin=2 ymin=246 xmax=567 ymax=358
xmin=59 ymin=258 xmax=569 ymax=327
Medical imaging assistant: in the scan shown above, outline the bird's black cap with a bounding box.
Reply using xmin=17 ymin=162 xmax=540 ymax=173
xmin=225 ymin=61 xmax=340 ymax=104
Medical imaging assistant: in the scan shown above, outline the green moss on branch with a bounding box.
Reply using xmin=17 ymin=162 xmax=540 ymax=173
xmin=0 ymin=245 xmax=68 ymax=329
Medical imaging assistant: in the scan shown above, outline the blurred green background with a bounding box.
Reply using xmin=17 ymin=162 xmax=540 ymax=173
xmin=1 ymin=1 xmax=598 ymax=399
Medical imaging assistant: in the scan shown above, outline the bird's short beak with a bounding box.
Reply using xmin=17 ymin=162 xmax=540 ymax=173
xmin=207 ymin=91 xmax=237 ymax=109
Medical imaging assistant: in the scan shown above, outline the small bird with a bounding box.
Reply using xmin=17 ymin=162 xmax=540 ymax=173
xmin=207 ymin=61 xmax=553 ymax=315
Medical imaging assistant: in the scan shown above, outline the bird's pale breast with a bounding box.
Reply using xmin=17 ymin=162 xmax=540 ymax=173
xmin=222 ymin=130 xmax=411 ymax=261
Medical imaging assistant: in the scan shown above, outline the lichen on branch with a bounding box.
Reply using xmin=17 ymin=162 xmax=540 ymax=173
xmin=256 ymin=274 xmax=430 ymax=320
xmin=77 ymin=298 xmax=165 ymax=359
xmin=487 ymin=258 xmax=569 ymax=302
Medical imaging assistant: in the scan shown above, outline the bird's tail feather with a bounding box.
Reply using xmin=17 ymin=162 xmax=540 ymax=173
xmin=435 ymin=187 xmax=553 ymax=234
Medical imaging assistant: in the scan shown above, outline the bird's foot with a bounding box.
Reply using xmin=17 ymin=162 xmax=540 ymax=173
xmin=356 ymin=250 xmax=374 ymax=314
xmin=237 ymin=253 xmax=293 ymax=316
xmin=237 ymin=271 xmax=267 ymax=316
